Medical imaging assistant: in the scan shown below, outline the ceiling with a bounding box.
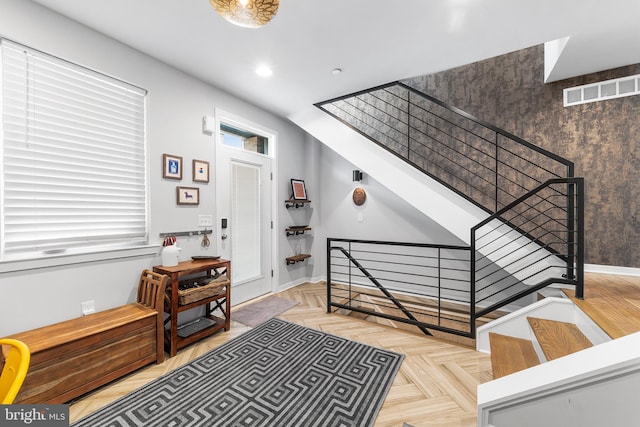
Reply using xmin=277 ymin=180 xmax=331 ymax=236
xmin=31 ymin=0 xmax=640 ymax=118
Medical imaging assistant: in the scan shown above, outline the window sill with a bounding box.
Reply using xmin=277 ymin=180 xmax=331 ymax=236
xmin=0 ymin=244 xmax=161 ymax=274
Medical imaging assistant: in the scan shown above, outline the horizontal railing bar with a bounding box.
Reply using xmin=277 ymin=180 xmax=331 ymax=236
xmin=329 ymin=284 xmax=471 ymax=305
xmin=395 ymin=81 xmax=575 ymax=169
xmin=328 ymin=240 xmax=471 ymax=251
xmin=331 ymin=261 xmax=470 ymax=275
xmin=405 ymin=146 xmax=498 ymax=205
xmin=408 ymin=103 xmax=498 ymax=155
xmin=475 ymin=191 xmax=571 ymax=240
xmin=475 ymin=259 xmax=569 ymax=297
xmin=329 ymin=302 xmax=472 ymax=337
xmin=475 ymin=218 xmax=570 ymax=260
xmin=407 ymin=133 xmax=498 ymax=185
xmin=475 ymin=243 xmax=568 ymax=285
xmin=341 ymin=96 xmax=409 ymax=138
xmin=407 ymin=105 xmax=498 ymax=160
xmin=363 ymin=90 xmax=410 ymax=124
xmin=343 ymin=247 xmax=470 ymax=261
xmin=329 ymin=272 xmax=471 ymax=290
xmin=472 ymin=178 xmax=583 ymax=231
xmin=346 ymin=295 xmax=473 ymax=312
xmin=331 ymin=99 xmax=409 ymax=150
xmin=330 ymin=265 xmax=471 ymax=278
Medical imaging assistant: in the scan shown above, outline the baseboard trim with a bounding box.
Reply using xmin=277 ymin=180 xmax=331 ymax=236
xmin=585 ymin=264 xmax=640 ymax=277
xmin=276 ymin=275 xmax=326 ymax=293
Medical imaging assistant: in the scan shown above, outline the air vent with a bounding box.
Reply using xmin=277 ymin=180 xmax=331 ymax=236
xmin=564 ymin=74 xmax=640 ymax=107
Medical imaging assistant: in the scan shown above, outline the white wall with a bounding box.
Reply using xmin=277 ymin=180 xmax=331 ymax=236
xmin=318 ymin=144 xmax=464 ymax=261
xmin=0 ymin=0 xmax=306 ymax=336
xmin=0 ymin=0 xmax=476 ymax=337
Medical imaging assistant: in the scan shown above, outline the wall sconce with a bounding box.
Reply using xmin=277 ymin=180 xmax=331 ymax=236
xmin=353 ymin=170 xmax=363 ymax=182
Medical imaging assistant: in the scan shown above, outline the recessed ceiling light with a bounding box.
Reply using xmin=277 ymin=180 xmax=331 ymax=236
xmin=256 ymin=65 xmax=273 ymax=77
xmin=332 ymin=68 xmax=343 ymax=75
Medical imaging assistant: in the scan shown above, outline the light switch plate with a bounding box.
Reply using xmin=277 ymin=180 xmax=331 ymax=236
xmin=198 ymin=214 xmax=213 ymax=227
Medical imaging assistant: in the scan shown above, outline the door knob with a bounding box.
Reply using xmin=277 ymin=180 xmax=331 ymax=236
xmin=221 ymin=233 xmax=228 ymax=240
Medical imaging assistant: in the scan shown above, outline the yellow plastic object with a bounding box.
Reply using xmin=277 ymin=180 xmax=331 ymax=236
xmin=0 ymin=338 xmax=30 ymax=404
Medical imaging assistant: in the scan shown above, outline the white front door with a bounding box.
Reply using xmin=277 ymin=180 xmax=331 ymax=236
xmin=216 ymin=116 xmax=273 ymax=305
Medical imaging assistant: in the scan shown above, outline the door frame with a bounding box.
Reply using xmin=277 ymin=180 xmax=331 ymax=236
xmin=214 ymin=108 xmax=278 ymax=298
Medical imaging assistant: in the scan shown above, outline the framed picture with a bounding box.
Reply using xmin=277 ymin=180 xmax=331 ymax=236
xmin=193 ymin=159 xmax=210 ymax=183
xmin=163 ymin=154 xmax=183 ymax=180
xmin=177 ymin=186 xmax=199 ymax=205
xmin=291 ymin=179 xmax=307 ymax=200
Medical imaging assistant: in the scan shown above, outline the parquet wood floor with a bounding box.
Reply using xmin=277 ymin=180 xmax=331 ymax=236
xmin=68 ymin=273 xmax=640 ymax=426
xmin=69 ymin=282 xmax=492 ymax=426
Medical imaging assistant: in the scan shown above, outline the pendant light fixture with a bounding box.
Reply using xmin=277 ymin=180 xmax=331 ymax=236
xmin=209 ymin=0 xmax=280 ymax=28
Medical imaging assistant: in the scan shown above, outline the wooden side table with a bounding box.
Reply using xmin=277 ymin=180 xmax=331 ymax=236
xmin=153 ymin=259 xmax=231 ymax=357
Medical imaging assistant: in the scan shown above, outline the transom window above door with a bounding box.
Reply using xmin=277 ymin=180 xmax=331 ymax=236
xmin=220 ymin=123 xmax=269 ymax=156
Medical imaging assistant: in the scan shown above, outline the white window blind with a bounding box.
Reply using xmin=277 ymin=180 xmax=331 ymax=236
xmin=1 ymin=39 xmax=148 ymax=260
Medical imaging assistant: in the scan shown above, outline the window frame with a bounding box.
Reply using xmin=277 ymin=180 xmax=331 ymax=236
xmin=0 ymin=39 xmax=155 ymax=271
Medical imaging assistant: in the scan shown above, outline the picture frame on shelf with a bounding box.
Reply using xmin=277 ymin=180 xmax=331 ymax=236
xmin=193 ymin=159 xmax=210 ymax=183
xmin=177 ymin=186 xmax=199 ymax=205
xmin=163 ymin=154 xmax=183 ymax=180
xmin=291 ymin=179 xmax=307 ymax=200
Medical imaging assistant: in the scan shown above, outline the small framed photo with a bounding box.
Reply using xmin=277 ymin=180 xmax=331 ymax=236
xmin=177 ymin=186 xmax=199 ymax=205
xmin=193 ymin=159 xmax=210 ymax=183
xmin=291 ymin=179 xmax=307 ymax=200
xmin=163 ymin=154 xmax=183 ymax=180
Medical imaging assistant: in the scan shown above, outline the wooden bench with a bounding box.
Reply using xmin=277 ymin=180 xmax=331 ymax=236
xmin=4 ymin=269 xmax=168 ymax=404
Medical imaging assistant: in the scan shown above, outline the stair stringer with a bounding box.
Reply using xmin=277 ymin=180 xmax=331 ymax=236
xmin=290 ymin=106 xmax=565 ymax=287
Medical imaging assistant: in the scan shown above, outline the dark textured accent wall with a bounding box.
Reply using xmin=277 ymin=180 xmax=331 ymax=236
xmin=403 ymin=45 xmax=640 ymax=267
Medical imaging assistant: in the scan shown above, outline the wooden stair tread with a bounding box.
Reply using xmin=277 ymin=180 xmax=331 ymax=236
xmin=527 ymin=317 xmax=592 ymax=361
xmin=562 ymin=289 xmax=629 ymax=339
xmin=489 ymin=332 xmax=540 ymax=378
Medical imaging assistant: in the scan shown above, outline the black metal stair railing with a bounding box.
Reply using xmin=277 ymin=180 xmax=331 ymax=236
xmin=327 ymin=239 xmax=473 ymax=337
xmin=315 ymin=81 xmax=574 ymax=214
xmin=471 ymin=178 xmax=584 ymax=325
xmin=318 ymin=82 xmax=585 ymax=338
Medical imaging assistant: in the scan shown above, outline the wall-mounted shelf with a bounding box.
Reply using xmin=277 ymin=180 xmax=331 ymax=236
xmin=285 ymin=226 xmax=311 ymax=236
xmin=285 ymin=199 xmax=311 ymax=209
xmin=286 ymin=254 xmax=311 ymax=265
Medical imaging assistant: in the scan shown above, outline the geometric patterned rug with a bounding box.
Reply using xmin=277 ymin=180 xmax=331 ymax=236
xmin=71 ymin=318 xmax=404 ymax=427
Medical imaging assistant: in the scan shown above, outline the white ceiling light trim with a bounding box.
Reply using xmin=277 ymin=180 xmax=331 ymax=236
xmin=256 ymin=65 xmax=273 ymax=77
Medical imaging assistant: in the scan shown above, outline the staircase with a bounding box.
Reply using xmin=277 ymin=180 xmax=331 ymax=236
xmin=300 ymin=82 xmax=640 ymax=426
xmin=295 ymin=81 xmax=584 ymax=341
xmin=477 ymin=274 xmax=640 ymax=426
xmin=489 ymin=317 xmax=594 ymax=378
